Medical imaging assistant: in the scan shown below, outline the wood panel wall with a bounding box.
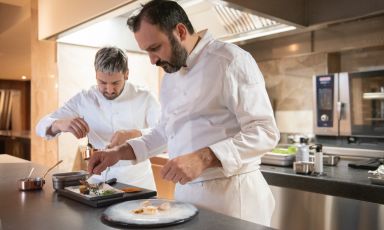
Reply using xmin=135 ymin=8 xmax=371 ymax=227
xmin=30 ymin=0 xmax=58 ymax=166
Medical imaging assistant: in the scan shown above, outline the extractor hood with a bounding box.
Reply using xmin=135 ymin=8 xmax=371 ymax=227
xmin=125 ymin=0 xmax=298 ymax=44
xmin=178 ymin=0 xmax=297 ymax=43
xmin=57 ymin=0 xmax=300 ymax=51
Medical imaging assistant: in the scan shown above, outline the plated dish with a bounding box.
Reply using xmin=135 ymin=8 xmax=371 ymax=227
xmin=65 ymin=183 xmax=124 ymax=200
xmin=101 ymin=199 xmax=198 ymax=228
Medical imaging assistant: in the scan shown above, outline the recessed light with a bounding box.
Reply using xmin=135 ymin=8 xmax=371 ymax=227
xmin=21 ymin=76 xmax=27 ymax=80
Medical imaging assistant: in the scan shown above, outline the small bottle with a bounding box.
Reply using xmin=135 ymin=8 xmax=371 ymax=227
xmin=295 ymin=137 xmax=309 ymax=162
xmin=310 ymin=144 xmax=323 ymax=175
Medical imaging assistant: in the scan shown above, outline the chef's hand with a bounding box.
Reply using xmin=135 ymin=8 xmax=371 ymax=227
xmin=161 ymin=147 xmax=222 ymax=185
xmin=107 ymin=129 xmax=142 ymax=148
xmin=88 ymin=143 xmax=136 ymax=175
xmin=48 ymin=117 xmax=89 ymax=138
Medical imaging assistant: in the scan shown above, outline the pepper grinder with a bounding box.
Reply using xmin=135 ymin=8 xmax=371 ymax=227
xmin=310 ymin=144 xmax=325 ymax=175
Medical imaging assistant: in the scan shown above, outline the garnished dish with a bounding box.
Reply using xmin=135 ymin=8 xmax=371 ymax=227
xmin=64 ymin=180 xmax=124 ymax=200
xmin=101 ymin=199 xmax=198 ymax=228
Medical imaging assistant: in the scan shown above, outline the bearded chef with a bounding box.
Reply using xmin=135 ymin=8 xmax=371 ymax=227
xmin=88 ymin=0 xmax=279 ymax=226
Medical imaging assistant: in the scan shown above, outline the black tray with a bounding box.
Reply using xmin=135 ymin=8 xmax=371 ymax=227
xmin=57 ymin=182 xmax=157 ymax=207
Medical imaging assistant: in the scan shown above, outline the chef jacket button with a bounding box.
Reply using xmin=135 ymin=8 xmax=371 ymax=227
xmin=170 ymin=135 xmax=174 ymax=139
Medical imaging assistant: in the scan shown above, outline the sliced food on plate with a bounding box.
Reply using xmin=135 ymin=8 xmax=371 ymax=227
xmin=131 ymin=200 xmax=171 ymax=214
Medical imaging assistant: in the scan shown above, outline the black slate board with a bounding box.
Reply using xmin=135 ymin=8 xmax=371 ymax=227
xmin=57 ymin=182 xmax=157 ymax=207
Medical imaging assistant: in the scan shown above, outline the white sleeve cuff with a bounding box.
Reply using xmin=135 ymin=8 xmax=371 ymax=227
xmin=127 ymin=138 xmax=151 ymax=163
xmin=209 ymin=138 xmax=243 ymax=177
xmin=140 ymin=128 xmax=153 ymax=136
xmin=35 ymin=116 xmax=60 ymax=140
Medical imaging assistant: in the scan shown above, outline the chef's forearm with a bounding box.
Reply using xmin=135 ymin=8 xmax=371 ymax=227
xmin=199 ymin=147 xmax=222 ymax=169
xmin=117 ymin=142 xmax=137 ymax=161
xmin=46 ymin=121 xmax=61 ymax=136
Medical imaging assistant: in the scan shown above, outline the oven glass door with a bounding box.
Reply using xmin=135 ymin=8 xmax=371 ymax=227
xmin=349 ymin=70 xmax=384 ymax=137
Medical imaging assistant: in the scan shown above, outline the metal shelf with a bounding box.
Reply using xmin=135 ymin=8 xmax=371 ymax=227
xmin=363 ymin=92 xmax=384 ymax=100
xmin=364 ymin=118 xmax=384 ymax=121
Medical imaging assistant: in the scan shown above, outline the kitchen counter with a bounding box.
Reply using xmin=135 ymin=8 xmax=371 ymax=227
xmin=0 ymin=155 xmax=273 ymax=230
xmin=260 ymin=159 xmax=384 ymax=204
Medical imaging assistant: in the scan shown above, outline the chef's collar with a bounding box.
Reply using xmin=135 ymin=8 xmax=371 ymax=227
xmin=113 ymin=81 xmax=129 ymax=102
xmin=181 ymin=29 xmax=213 ymax=73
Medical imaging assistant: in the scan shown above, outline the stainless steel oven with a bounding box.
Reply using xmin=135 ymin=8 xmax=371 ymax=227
xmin=313 ymin=70 xmax=384 ymax=138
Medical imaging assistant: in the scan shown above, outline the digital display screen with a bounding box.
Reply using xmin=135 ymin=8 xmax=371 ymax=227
xmin=316 ymin=75 xmax=334 ymax=127
xmin=319 ymin=88 xmax=333 ymax=110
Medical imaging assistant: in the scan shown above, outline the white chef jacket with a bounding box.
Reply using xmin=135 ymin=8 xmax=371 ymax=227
xmin=128 ymin=30 xmax=279 ymax=225
xmin=129 ymin=30 xmax=279 ymax=180
xmin=36 ymin=81 xmax=160 ymax=190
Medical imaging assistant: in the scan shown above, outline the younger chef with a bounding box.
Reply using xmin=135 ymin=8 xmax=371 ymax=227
xmin=36 ymin=46 xmax=160 ymax=190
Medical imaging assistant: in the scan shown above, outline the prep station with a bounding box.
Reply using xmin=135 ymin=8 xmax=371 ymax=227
xmin=260 ymin=148 xmax=384 ymax=230
xmin=0 ymin=154 xmax=273 ymax=230
xmin=259 ymin=69 xmax=384 ymax=230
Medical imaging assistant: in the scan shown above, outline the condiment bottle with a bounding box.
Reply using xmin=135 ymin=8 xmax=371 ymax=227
xmin=310 ymin=144 xmax=323 ymax=175
xmin=295 ymin=137 xmax=309 ymax=162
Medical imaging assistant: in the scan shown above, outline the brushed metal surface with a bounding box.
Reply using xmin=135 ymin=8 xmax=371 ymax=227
xmin=269 ymin=185 xmax=384 ymax=230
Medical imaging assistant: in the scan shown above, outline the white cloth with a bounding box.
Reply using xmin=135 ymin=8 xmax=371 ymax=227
xmin=174 ymin=170 xmax=275 ymax=226
xmin=36 ymin=81 xmax=160 ymax=190
xmin=128 ymin=30 xmax=279 ymax=224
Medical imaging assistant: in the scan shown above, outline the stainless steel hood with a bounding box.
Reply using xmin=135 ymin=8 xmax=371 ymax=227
xmin=178 ymin=0 xmax=297 ymax=43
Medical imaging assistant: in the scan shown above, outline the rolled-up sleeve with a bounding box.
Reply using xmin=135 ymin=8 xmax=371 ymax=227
xmin=210 ymin=52 xmax=280 ymax=177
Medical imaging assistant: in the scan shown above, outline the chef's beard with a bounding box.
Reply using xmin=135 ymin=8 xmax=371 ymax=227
xmin=156 ymin=34 xmax=188 ymax=73
xmin=103 ymin=93 xmax=118 ymax=100
xmin=102 ymin=83 xmax=125 ymax=100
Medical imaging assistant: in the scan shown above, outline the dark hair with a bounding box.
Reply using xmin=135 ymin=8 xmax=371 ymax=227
xmin=127 ymin=0 xmax=194 ymax=36
xmin=94 ymin=46 xmax=128 ymax=74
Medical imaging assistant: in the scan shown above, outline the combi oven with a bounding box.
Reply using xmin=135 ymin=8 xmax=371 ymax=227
xmin=313 ymin=70 xmax=384 ymax=138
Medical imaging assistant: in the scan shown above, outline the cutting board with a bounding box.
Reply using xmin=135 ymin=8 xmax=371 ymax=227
xmin=57 ymin=182 xmax=157 ymax=207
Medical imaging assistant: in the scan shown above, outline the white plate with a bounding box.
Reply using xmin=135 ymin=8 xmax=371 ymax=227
xmin=369 ymin=175 xmax=384 ymax=186
xmin=101 ymin=199 xmax=198 ymax=228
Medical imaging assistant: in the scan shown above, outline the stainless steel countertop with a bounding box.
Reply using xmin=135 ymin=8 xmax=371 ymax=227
xmin=0 ymin=157 xmax=273 ymax=230
xmin=260 ymin=159 xmax=384 ymax=204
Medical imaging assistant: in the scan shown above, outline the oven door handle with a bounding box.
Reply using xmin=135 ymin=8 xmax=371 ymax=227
xmin=337 ymin=101 xmax=344 ymax=120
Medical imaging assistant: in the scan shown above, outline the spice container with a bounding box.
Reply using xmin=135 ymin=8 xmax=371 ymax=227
xmin=52 ymin=171 xmax=89 ymax=190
